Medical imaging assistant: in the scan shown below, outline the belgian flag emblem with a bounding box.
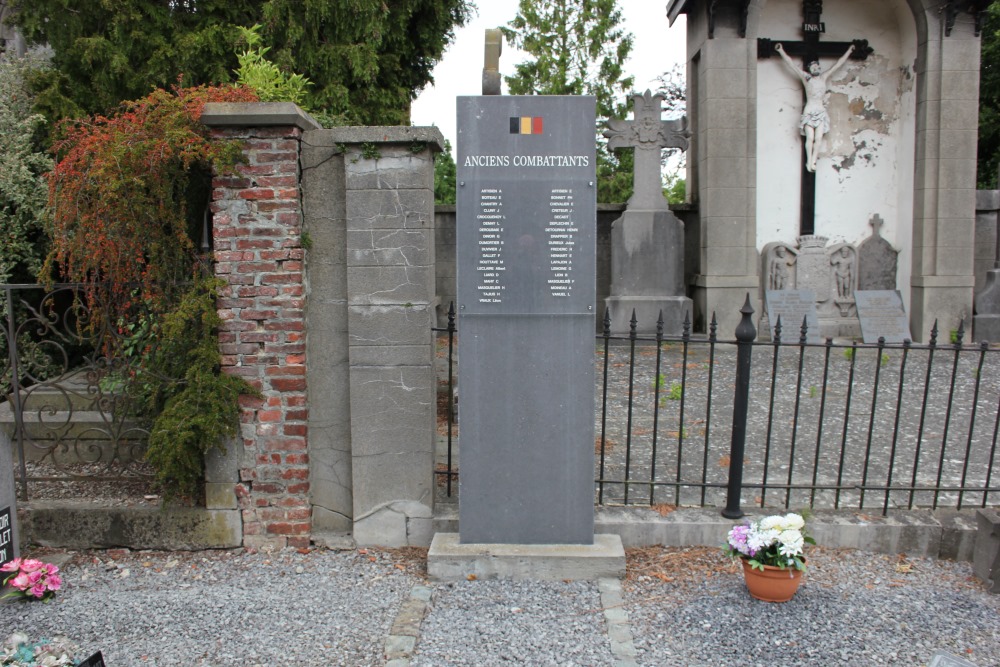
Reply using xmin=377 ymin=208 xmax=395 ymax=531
xmin=510 ymin=116 xmax=544 ymax=135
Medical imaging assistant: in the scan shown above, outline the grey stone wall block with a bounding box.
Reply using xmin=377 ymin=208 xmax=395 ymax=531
xmin=348 ymin=345 xmax=434 ymax=367
xmin=348 ymin=366 xmax=435 ymax=449
xmin=703 ymin=129 xmax=749 ymax=159
xmin=346 ymin=228 xmax=434 ymax=267
xmin=702 ymin=213 xmax=750 ymax=242
xmin=353 ymin=500 xmax=434 ymax=547
xmin=941 ymin=41 xmax=983 ymax=72
xmin=939 ymin=99 xmax=982 ymax=132
xmin=346 ymin=154 xmax=434 ymax=191
xmin=702 ymin=98 xmax=750 ymax=130
xmin=705 ymin=157 xmax=749 ymax=186
xmin=347 ymin=266 xmax=435 ymax=305
xmin=309 ymin=441 xmax=353 ymax=522
xmin=701 ymin=40 xmax=752 ymax=69
xmin=312 ymin=505 xmax=352 ymax=533
xmin=347 ymin=305 xmax=433 ymax=346
xmin=346 ymin=190 xmax=434 ymax=230
xmin=704 ymin=68 xmax=749 ymax=99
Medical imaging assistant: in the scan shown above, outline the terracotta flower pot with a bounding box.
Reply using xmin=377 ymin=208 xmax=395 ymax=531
xmin=741 ymin=559 xmax=804 ymax=602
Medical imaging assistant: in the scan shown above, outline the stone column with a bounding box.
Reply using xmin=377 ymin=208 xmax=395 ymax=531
xmin=301 ymin=127 xmax=441 ymax=547
xmin=203 ymin=103 xmax=321 ymax=550
xmin=687 ymin=10 xmax=760 ymax=334
xmin=909 ymin=8 xmax=979 ymax=342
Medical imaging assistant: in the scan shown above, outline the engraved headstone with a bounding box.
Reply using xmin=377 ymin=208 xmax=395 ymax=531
xmin=855 ymin=290 xmax=911 ymax=343
xmin=765 ymin=289 xmax=821 ymax=343
xmin=456 ymin=95 xmax=596 ymax=544
xmin=857 ymin=214 xmax=899 ymax=290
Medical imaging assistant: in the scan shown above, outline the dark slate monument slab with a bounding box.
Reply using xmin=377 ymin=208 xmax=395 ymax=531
xmin=855 ymin=290 xmax=911 ymax=344
xmin=857 ymin=214 xmax=899 ymax=291
xmin=0 ymin=430 xmax=18 ymax=566
xmin=456 ymin=95 xmax=596 ymax=545
xmin=765 ymin=290 xmax=821 ymax=343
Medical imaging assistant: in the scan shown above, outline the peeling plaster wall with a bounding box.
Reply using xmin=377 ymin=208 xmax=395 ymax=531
xmin=756 ymin=0 xmax=917 ymax=310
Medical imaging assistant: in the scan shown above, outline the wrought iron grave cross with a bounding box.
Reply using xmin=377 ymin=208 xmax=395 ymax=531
xmin=758 ymin=0 xmax=872 ymax=235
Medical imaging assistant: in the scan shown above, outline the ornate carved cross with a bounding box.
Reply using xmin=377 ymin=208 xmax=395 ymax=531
xmin=603 ymin=90 xmax=689 ymax=211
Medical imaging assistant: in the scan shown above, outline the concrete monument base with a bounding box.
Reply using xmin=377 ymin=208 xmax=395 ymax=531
xmin=605 ymin=295 xmax=692 ymax=337
xmin=427 ymin=533 xmax=626 ymax=581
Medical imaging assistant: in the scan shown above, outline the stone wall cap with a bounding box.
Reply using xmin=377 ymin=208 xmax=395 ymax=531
xmin=304 ymin=126 xmax=445 ymax=152
xmin=201 ymin=102 xmax=323 ymax=131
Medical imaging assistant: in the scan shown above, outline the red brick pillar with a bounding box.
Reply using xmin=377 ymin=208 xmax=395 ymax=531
xmin=202 ymin=103 xmax=321 ymax=550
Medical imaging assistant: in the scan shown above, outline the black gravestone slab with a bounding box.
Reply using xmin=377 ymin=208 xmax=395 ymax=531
xmin=457 ymin=95 xmax=596 ymax=545
xmin=765 ymin=290 xmax=821 ymax=343
xmin=77 ymin=652 xmax=106 ymax=667
xmin=855 ymin=290 xmax=911 ymax=344
xmin=0 ymin=506 xmax=13 ymax=567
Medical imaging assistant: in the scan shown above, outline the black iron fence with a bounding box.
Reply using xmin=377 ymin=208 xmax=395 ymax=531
xmin=434 ymin=300 xmax=1000 ymax=515
xmin=1 ymin=284 xmax=155 ymax=501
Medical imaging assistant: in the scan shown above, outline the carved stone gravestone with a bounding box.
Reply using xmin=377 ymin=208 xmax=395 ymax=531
xmin=765 ymin=289 xmax=821 ymax=343
xmin=855 ymin=290 xmax=911 ymax=343
xmin=0 ymin=430 xmax=18 ymax=566
xmin=857 ymin=214 xmax=899 ymax=290
xmin=760 ymin=235 xmax=860 ymax=339
xmin=603 ymin=90 xmax=691 ymax=335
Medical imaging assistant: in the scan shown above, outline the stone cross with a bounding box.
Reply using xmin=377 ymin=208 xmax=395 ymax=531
xmin=482 ymin=29 xmax=503 ymax=95
xmin=870 ymin=213 xmax=884 ymax=237
xmin=604 ymin=90 xmax=688 ymax=211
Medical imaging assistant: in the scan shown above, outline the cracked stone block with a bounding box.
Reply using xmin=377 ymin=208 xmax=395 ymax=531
xmin=346 ymin=228 xmax=434 ymax=267
xmin=347 ymin=305 xmax=433 ymax=346
xmin=354 ymin=501 xmax=433 ymax=547
xmin=347 ymin=266 xmax=435 ymax=305
xmin=346 ymin=190 xmax=434 ymax=231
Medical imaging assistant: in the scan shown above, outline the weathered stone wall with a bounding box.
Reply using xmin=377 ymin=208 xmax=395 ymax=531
xmin=203 ymin=103 xmax=320 ymax=550
xmin=301 ymin=127 xmax=442 ymax=547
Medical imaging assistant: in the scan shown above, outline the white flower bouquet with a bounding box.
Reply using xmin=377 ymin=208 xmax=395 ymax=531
xmin=724 ymin=512 xmax=814 ymax=571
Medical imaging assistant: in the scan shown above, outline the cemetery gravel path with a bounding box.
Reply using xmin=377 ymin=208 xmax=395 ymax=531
xmin=2 ymin=545 xmax=998 ymax=666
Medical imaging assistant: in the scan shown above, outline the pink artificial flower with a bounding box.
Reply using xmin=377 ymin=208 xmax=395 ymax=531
xmin=26 ymin=570 xmax=42 ymax=586
xmin=42 ymin=564 xmax=59 ymax=576
xmin=29 ymin=583 xmax=46 ymax=598
xmin=0 ymin=558 xmax=21 ymax=573
xmin=10 ymin=572 xmax=30 ymax=590
xmin=45 ymin=574 xmax=62 ymax=591
xmin=19 ymin=559 xmax=43 ymax=573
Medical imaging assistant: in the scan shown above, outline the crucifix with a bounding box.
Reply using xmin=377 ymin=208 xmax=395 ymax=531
xmin=603 ymin=90 xmax=689 ymax=212
xmin=758 ymin=0 xmax=872 ymax=236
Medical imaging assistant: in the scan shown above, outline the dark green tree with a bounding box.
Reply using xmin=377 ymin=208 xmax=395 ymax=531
xmin=979 ymin=1 xmax=1000 ymax=188
xmin=435 ymin=139 xmax=457 ymax=205
xmin=501 ymin=0 xmax=635 ymax=203
xmin=9 ymin=0 xmax=472 ymax=125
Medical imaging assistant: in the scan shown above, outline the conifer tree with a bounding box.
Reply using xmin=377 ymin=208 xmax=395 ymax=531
xmin=9 ymin=0 xmax=472 ymax=125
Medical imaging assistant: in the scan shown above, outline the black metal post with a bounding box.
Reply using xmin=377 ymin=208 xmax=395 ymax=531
xmin=723 ymin=295 xmax=756 ymax=519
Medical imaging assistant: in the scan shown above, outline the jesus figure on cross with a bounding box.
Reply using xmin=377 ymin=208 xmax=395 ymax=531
xmin=774 ymin=41 xmax=855 ymax=172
